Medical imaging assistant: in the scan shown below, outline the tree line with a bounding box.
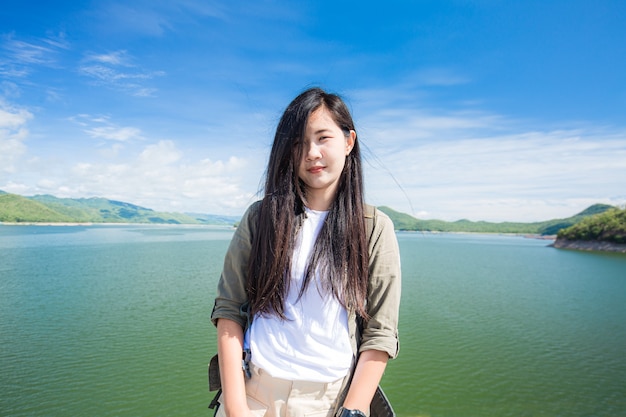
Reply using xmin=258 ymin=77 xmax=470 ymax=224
xmin=557 ymin=207 xmax=626 ymax=244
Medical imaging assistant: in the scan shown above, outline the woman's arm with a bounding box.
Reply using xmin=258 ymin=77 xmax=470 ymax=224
xmin=217 ymin=318 xmax=252 ymax=417
xmin=341 ymin=349 xmax=389 ymax=412
xmin=340 ymin=209 xmax=401 ymax=413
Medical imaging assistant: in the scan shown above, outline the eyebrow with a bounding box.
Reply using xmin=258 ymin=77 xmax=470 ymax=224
xmin=313 ymin=129 xmax=333 ymax=135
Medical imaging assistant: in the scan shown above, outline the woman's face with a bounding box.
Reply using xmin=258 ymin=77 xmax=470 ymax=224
xmin=298 ymin=106 xmax=355 ymax=210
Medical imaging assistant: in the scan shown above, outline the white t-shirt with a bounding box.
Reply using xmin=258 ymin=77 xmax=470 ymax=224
xmin=248 ymin=208 xmax=353 ymax=382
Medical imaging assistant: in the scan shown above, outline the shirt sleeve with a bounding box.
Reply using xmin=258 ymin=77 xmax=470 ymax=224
xmin=360 ymin=209 xmax=401 ymax=358
xmin=210 ymin=202 xmax=259 ymax=329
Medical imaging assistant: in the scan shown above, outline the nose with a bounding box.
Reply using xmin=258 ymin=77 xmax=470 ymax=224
xmin=305 ymin=141 xmax=322 ymax=161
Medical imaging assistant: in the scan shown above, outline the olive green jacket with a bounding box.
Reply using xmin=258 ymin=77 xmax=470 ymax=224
xmin=211 ymin=201 xmax=401 ymax=359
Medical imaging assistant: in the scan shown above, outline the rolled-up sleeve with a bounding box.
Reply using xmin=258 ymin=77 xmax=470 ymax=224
xmin=210 ymin=202 xmax=259 ymax=329
xmin=360 ymin=210 xmax=401 ymax=358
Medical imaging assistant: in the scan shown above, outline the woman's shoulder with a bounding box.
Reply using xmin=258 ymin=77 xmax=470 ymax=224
xmin=364 ymin=204 xmax=395 ymax=237
xmin=234 ymin=200 xmax=263 ymax=234
xmin=246 ymin=199 xmax=263 ymax=214
xmin=363 ymin=204 xmax=392 ymax=223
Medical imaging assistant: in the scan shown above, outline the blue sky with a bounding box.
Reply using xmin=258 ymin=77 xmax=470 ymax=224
xmin=1 ymin=0 xmax=625 ymax=222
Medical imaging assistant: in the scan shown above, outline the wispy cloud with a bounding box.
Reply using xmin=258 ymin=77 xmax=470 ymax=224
xmin=71 ymin=114 xmax=144 ymax=143
xmin=84 ymin=50 xmax=131 ymax=66
xmin=79 ymin=50 xmax=164 ymax=96
xmin=87 ymin=126 xmax=143 ymax=142
xmin=0 ymin=32 xmax=69 ymax=77
xmin=3 ymin=38 xmax=57 ymax=65
xmin=91 ymin=1 xmax=228 ymax=37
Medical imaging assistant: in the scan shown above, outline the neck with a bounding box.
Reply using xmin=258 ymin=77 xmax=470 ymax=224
xmin=303 ymin=190 xmax=335 ymax=211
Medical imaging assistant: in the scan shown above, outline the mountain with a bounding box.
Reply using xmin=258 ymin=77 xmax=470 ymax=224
xmin=0 ymin=189 xmax=616 ymax=232
xmin=0 ymin=191 xmax=238 ymax=225
xmin=556 ymin=207 xmax=626 ymax=244
xmin=378 ymin=204 xmax=616 ymax=235
xmin=0 ymin=194 xmax=75 ymax=223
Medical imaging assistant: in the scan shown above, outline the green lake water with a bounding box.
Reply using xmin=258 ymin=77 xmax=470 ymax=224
xmin=1 ymin=225 xmax=625 ymax=416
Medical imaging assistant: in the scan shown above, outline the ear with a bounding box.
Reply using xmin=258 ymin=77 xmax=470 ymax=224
xmin=346 ymin=130 xmax=356 ymax=155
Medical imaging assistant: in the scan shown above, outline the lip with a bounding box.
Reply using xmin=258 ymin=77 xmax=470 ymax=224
xmin=308 ymin=166 xmax=324 ymax=174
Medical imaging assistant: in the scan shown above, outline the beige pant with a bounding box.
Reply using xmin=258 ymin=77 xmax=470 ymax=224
xmin=216 ymin=363 xmax=347 ymax=417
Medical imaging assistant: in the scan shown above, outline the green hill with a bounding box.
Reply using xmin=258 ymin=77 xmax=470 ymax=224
xmin=556 ymin=207 xmax=626 ymax=244
xmin=378 ymin=204 xmax=616 ymax=235
xmin=29 ymin=195 xmax=205 ymax=224
xmin=0 ymin=194 xmax=74 ymax=223
xmin=0 ymin=191 xmax=235 ymax=225
xmin=0 ymin=189 xmax=617 ymax=232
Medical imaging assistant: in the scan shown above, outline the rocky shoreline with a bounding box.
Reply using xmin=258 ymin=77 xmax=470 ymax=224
xmin=550 ymin=238 xmax=626 ymax=253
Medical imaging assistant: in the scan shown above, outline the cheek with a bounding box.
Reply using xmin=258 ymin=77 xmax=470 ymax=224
xmin=338 ymin=157 xmax=348 ymax=173
xmin=297 ymin=158 xmax=307 ymax=178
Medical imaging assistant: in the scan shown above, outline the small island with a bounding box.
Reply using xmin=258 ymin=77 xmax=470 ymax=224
xmin=551 ymin=207 xmax=626 ymax=253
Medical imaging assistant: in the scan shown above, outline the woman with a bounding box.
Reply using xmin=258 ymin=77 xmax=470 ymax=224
xmin=211 ymin=87 xmax=401 ymax=417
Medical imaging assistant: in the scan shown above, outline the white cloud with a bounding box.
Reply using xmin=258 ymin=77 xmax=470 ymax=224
xmin=364 ymin=125 xmax=626 ymax=222
xmin=98 ymin=143 xmax=125 ymax=158
xmin=1 ymin=81 xmax=21 ymax=98
xmin=1 ymin=181 xmax=30 ymax=195
xmin=72 ymin=114 xmax=144 ymax=142
xmin=16 ymin=139 xmax=259 ymax=215
xmin=5 ymin=96 xmax=623 ymax=221
xmin=2 ymin=74 xmax=624 ymax=222
xmin=344 ymin=87 xmax=626 ymax=221
xmin=85 ymin=50 xmax=130 ymax=66
xmin=1 ymin=110 xmax=266 ymax=215
xmin=87 ymin=126 xmax=143 ymax=142
xmin=0 ymin=103 xmax=31 ymax=129
xmin=0 ymin=101 xmax=32 ymax=174
xmin=138 ymin=140 xmax=182 ymax=165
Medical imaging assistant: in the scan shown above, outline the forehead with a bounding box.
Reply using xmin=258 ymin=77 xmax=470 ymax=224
xmin=306 ymin=106 xmax=341 ymax=132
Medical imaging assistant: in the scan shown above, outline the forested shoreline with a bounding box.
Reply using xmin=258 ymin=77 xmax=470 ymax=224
xmin=551 ymin=207 xmax=626 ymax=253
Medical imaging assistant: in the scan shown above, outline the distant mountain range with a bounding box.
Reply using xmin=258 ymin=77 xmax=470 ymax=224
xmin=377 ymin=204 xmax=615 ymax=235
xmin=0 ymin=190 xmax=239 ymax=225
xmin=0 ymin=189 xmax=614 ymax=235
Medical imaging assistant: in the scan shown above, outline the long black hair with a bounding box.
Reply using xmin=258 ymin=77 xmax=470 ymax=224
xmin=247 ymin=87 xmax=369 ymax=319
